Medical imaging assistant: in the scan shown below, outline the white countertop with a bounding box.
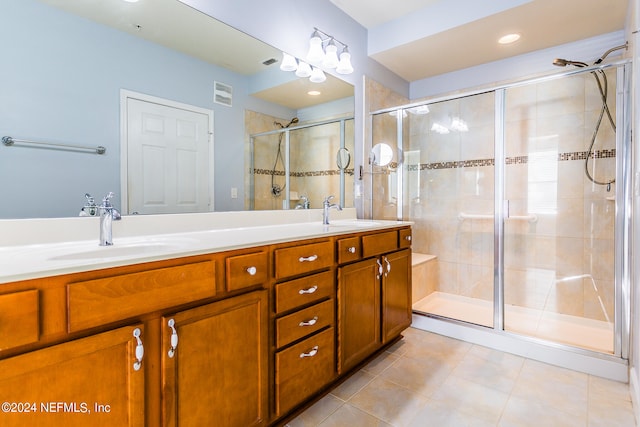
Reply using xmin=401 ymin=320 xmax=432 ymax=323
xmin=0 ymin=209 xmax=411 ymax=284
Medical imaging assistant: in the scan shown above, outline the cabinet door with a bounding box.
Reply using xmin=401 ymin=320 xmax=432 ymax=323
xmin=162 ymin=290 xmax=268 ymax=427
xmin=337 ymin=258 xmax=381 ymax=374
xmin=0 ymin=325 xmax=145 ymax=427
xmin=382 ymin=249 xmax=412 ymax=343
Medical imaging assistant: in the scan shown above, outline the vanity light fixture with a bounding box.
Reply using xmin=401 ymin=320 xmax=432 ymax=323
xmin=306 ymin=28 xmax=353 ymax=75
xmin=309 ymin=67 xmax=327 ymax=83
xmin=280 ymin=53 xmax=298 ymax=71
xmin=295 ymin=61 xmax=312 ymax=78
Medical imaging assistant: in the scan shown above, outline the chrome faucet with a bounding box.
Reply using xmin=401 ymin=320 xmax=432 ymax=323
xmin=295 ymin=195 xmax=310 ymax=210
xmin=99 ymin=192 xmax=121 ymax=246
xmin=322 ymin=195 xmax=342 ymax=225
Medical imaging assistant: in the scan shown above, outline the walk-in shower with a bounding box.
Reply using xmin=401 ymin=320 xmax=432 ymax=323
xmin=270 ymin=117 xmax=299 ymax=197
xmin=369 ymin=56 xmax=631 ymax=373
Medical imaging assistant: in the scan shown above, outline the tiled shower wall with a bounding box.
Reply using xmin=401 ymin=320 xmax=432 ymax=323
xmin=377 ymin=68 xmax=618 ymax=322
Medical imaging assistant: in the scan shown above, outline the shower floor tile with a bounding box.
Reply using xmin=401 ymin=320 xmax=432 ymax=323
xmin=413 ymin=292 xmax=614 ymax=353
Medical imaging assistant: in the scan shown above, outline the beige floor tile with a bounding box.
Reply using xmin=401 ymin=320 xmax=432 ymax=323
xmin=362 ymin=350 xmax=400 ymax=376
xmin=451 ymin=351 xmax=520 ymax=394
xmin=317 ymin=404 xmax=393 ymax=427
xmin=407 ymin=400 xmax=496 ymax=427
xmin=348 ymin=377 xmax=430 ymax=425
xmin=587 ymin=395 xmax=636 ymax=427
xmin=330 ymin=370 xmax=376 ymax=401
xmin=499 ymin=395 xmax=586 ymax=427
xmin=286 ymin=394 xmax=344 ymax=427
xmin=589 ymin=375 xmax=632 ymax=402
xmin=429 ymin=376 xmax=510 ymax=424
xmin=511 ymin=359 xmax=588 ymax=417
xmin=378 ymin=355 xmax=453 ymax=398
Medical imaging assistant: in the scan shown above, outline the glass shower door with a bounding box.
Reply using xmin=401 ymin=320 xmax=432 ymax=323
xmin=395 ymin=92 xmax=496 ymax=328
xmin=503 ymin=69 xmax=618 ymax=353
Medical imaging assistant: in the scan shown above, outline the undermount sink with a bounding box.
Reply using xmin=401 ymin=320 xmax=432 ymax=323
xmin=329 ymin=220 xmax=382 ymax=228
xmin=49 ymin=237 xmax=198 ymax=261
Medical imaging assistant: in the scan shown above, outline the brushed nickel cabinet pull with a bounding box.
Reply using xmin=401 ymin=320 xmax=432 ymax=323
xmin=133 ymin=328 xmax=144 ymax=371
xmin=299 ymin=285 xmax=318 ymax=295
xmin=299 ymin=316 xmax=318 ymax=327
xmin=167 ymin=319 xmax=179 ymax=358
xmin=299 ymin=345 xmax=319 ymax=358
xmin=298 ymin=255 xmax=318 ymax=262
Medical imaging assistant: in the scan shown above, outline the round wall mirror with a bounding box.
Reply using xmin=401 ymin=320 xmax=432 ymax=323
xmin=371 ymin=143 xmax=394 ymax=167
xmin=336 ymin=147 xmax=351 ymax=170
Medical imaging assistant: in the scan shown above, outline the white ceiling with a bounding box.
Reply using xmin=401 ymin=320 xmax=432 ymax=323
xmin=330 ymin=0 xmax=628 ymax=81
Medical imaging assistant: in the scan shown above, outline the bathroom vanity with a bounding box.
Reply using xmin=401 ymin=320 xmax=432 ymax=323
xmin=0 ymin=211 xmax=411 ymax=426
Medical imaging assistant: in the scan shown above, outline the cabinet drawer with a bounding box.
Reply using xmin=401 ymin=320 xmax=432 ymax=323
xmin=399 ymin=228 xmax=412 ymax=248
xmin=362 ymin=230 xmax=398 ymax=258
xmin=276 ymin=299 xmax=333 ymax=348
xmin=225 ymin=251 xmax=268 ymax=292
xmin=274 ymin=241 xmax=333 ymax=280
xmin=275 ymin=327 xmax=335 ymax=417
xmin=275 ymin=270 xmax=334 ymax=314
xmin=337 ymin=236 xmax=361 ymax=264
xmin=0 ymin=290 xmax=39 ymax=351
xmin=67 ymin=260 xmax=215 ymax=332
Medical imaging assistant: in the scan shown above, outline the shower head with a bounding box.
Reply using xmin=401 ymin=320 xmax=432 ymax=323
xmin=274 ymin=117 xmax=299 ymax=129
xmin=552 ymin=58 xmax=588 ymax=68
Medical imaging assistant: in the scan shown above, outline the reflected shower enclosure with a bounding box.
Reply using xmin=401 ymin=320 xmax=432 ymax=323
xmin=371 ymin=62 xmax=630 ymax=356
xmin=247 ymin=114 xmax=354 ymax=210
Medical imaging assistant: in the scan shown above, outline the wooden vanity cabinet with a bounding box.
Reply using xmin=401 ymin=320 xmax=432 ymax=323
xmin=272 ymin=240 xmax=337 ymax=418
xmin=0 ymin=324 xmax=145 ymax=427
xmin=337 ymin=228 xmax=412 ymax=374
xmin=161 ymin=290 xmax=268 ymax=427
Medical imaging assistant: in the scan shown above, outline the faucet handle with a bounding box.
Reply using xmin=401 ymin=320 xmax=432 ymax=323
xmin=102 ymin=192 xmax=115 ymax=206
xmin=323 ymin=195 xmax=335 ymax=204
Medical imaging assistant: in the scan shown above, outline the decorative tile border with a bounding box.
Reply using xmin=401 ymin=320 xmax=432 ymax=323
xmin=252 ymin=168 xmax=355 ymax=177
xmin=407 ymin=149 xmax=615 ymax=171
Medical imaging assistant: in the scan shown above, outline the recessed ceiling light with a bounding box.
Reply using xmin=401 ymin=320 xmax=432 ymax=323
xmin=498 ymin=33 xmax=520 ymax=44
xmin=308 ymin=90 xmax=321 ymax=96
xmin=122 ymin=0 xmax=140 ymax=3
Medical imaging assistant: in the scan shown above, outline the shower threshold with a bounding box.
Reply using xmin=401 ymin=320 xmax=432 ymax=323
xmin=413 ymin=292 xmax=613 ymax=354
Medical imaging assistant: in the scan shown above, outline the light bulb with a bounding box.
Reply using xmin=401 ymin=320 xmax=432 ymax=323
xmin=280 ymin=52 xmax=298 ymax=72
xmin=336 ymin=47 xmax=353 ymax=74
xmin=307 ymin=30 xmax=324 ymax=63
xmin=322 ymin=39 xmax=339 ymax=69
xmin=295 ymin=61 xmax=312 ymax=78
xmin=309 ymin=67 xmax=326 ymax=83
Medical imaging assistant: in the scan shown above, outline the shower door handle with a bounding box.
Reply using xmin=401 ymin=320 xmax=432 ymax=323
xmin=504 ymin=200 xmax=510 ymax=219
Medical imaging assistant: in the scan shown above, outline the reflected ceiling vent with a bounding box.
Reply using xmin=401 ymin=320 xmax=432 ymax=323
xmin=214 ymin=81 xmax=233 ymax=107
xmin=262 ymin=58 xmax=277 ymax=66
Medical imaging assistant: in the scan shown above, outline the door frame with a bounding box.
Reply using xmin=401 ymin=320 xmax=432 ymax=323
xmin=119 ymin=89 xmax=214 ymax=214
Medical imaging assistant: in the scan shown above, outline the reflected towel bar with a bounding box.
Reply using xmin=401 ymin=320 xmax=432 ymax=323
xmin=458 ymin=212 xmax=538 ymax=223
xmin=2 ymin=136 xmax=106 ymax=154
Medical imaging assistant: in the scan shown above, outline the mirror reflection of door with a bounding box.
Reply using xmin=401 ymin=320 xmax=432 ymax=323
xmin=122 ymin=92 xmax=214 ymax=214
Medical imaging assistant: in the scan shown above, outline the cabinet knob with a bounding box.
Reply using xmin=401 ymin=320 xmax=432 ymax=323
xmin=405 ymin=235 xmax=412 ymax=241
xmin=298 ymin=285 xmax=318 ymax=295
xmin=246 ymin=266 xmax=257 ymax=276
xmin=167 ymin=319 xmax=179 ymax=358
xmin=299 ymin=345 xmax=319 ymax=358
xmin=299 ymin=316 xmax=318 ymax=327
xmin=133 ymin=328 xmax=144 ymax=371
xmin=347 ymin=246 xmax=356 ymax=254
xmin=298 ymin=255 xmax=318 ymax=263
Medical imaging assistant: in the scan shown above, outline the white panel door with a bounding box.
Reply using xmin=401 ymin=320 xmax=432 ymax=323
xmin=126 ymin=97 xmax=211 ymax=214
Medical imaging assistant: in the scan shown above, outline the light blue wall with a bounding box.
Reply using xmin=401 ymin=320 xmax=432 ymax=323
xmin=0 ymin=0 xmax=295 ymax=217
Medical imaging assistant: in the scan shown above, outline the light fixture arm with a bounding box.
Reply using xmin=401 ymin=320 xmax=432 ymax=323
xmin=311 ymin=27 xmax=349 ymax=53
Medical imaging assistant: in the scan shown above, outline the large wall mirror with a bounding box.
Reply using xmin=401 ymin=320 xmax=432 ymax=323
xmin=0 ymin=0 xmax=354 ymax=219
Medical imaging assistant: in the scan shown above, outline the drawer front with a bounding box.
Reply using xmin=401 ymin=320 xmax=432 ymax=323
xmin=225 ymin=251 xmax=268 ymax=292
xmin=274 ymin=241 xmax=333 ymax=280
xmin=275 ymin=327 xmax=335 ymax=417
xmin=67 ymin=260 xmax=215 ymax=332
xmin=275 ymin=271 xmax=334 ymax=314
xmin=399 ymin=228 xmax=412 ymax=248
xmin=276 ymin=299 xmax=334 ymax=349
xmin=362 ymin=230 xmax=398 ymax=258
xmin=337 ymin=236 xmax=361 ymax=264
xmin=0 ymin=290 xmax=39 ymax=351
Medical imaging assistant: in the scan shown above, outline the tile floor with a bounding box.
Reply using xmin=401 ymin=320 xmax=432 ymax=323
xmin=286 ymin=327 xmax=636 ymax=427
